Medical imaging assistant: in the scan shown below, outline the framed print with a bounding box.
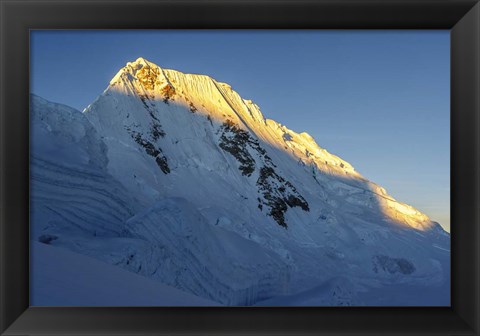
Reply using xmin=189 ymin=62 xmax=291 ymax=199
xmin=1 ymin=0 xmax=479 ymax=335
xmin=27 ymin=29 xmax=452 ymax=308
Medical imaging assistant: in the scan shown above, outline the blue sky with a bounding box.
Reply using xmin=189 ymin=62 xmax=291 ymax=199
xmin=30 ymin=30 xmax=450 ymax=231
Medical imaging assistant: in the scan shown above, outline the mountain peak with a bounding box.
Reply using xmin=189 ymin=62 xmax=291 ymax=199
xmin=109 ymin=57 xmax=165 ymax=89
xmin=134 ymin=56 xmax=149 ymax=63
xmin=129 ymin=57 xmax=156 ymax=68
xmin=88 ymin=59 xmax=439 ymax=232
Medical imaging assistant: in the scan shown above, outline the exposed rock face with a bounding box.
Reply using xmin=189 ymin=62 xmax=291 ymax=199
xmin=127 ymin=128 xmax=170 ymax=174
xmin=372 ymin=255 xmax=416 ymax=275
xmin=219 ymin=120 xmax=257 ymax=177
xmin=218 ymin=119 xmax=309 ymax=227
xmin=256 ymin=166 xmax=309 ymax=227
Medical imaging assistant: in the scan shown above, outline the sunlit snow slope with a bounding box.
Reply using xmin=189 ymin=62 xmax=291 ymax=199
xmin=31 ymin=57 xmax=450 ymax=306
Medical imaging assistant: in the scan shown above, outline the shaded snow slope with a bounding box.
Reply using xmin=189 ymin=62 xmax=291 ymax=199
xmin=31 ymin=94 xmax=141 ymax=239
xmin=125 ymin=198 xmax=290 ymax=305
xmin=30 ymin=58 xmax=450 ymax=306
xmin=31 ymin=241 xmax=219 ymax=306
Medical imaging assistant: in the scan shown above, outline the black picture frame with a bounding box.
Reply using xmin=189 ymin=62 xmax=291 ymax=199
xmin=1 ymin=0 xmax=479 ymax=335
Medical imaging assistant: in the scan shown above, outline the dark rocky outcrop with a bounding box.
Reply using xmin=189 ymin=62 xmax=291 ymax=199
xmin=218 ymin=120 xmax=309 ymax=228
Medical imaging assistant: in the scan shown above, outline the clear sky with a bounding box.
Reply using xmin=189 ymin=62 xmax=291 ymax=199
xmin=30 ymin=30 xmax=450 ymax=232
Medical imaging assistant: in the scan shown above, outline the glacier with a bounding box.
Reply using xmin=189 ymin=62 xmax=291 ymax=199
xmin=30 ymin=57 xmax=450 ymax=306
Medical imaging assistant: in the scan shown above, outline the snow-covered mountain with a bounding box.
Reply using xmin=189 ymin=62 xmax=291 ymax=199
xmin=30 ymin=57 xmax=450 ymax=306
